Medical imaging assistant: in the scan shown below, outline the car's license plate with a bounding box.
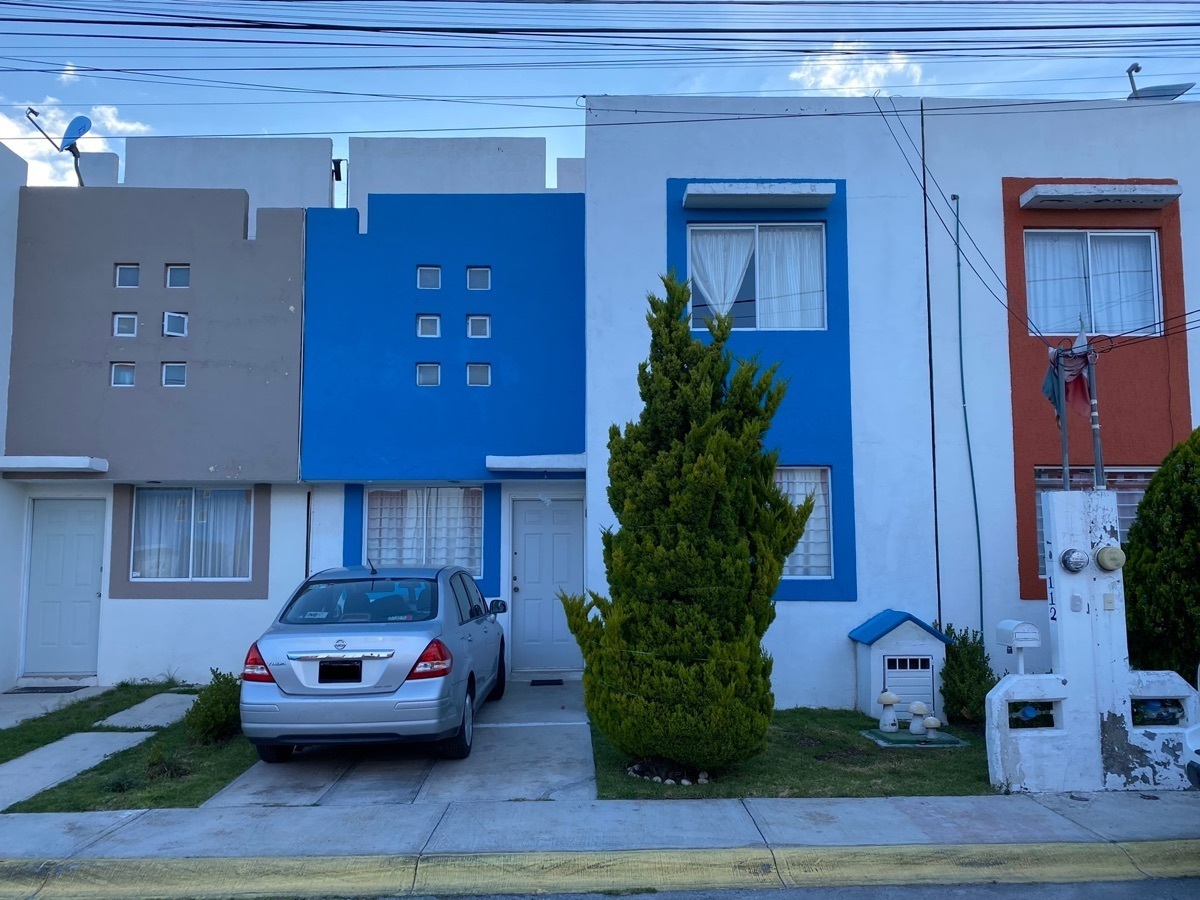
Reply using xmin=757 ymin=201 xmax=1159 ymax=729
xmin=319 ymin=659 xmax=362 ymax=683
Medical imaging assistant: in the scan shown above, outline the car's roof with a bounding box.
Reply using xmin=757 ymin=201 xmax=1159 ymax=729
xmin=307 ymin=565 xmax=455 ymax=581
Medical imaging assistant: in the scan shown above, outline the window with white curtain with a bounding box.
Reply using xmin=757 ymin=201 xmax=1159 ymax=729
xmin=688 ymin=224 xmax=826 ymax=330
xmin=774 ymin=467 xmax=833 ymax=577
xmin=1034 ymin=467 xmax=1153 ymax=577
xmin=131 ymin=487 xmax=252 ymax=580
xmin=367 ymin=487 xmax=483 ymax=576
xmin=1024 ymin=230 xmax=1161 ymax=336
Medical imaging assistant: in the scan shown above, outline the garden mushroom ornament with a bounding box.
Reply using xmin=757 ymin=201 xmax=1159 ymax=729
xmin=878 ymin=691 xmax=902 ymax=732
xmin=908 ymin=701 xmax=931 ymax=735
xmin=923 ymin=716 xmax=942 ymax=742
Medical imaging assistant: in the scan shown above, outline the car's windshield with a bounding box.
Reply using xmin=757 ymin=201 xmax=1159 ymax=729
xmin=281 ymin=578 xmax=438 ymax=625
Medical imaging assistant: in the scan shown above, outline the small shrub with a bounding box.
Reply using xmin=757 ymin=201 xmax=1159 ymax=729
xmin=105 ymin=775 xmax=143 ymax=794
xmin=183 ymin=668 xmax=242 ymax=744
xmin=146 ymin=741 xmax=190 ymax=780
xmin=936 ymin=622 xmax=998 ymax=726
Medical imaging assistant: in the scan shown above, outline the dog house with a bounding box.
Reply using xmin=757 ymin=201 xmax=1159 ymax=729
xmin=849 ymin=609 xmax=951 ymax=720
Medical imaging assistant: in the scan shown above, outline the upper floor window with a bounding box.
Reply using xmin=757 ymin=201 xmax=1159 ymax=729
xmin=163 ymin=312 xmax=188 ymax=337
xmin=111 ymin=362 xmax=135 ymax=387
xmin=115 ymin=264 xmax=139 ymax=288
xmin=689 ymin=224 xmax=826 ymax=330
xmin=417 ymin=266 xmax=441 ymax=290
xmin=467 ymin=363 xmax=491 ymax=386
xmin=467 ymin=267 xmax=491 ymax=290
xmin=113 ymin=313 xmax=137 ymax=337
xmin=162 ymin=362 xmax=187 ymax=387
xmin=1034 ymin=467 xmax=1153 ymax=576
xmin=131 ymin=487 xmax=252 ymax=580
xmin=1024 ymin=230 xmax=1161 ymax=336
xmin=416 ymin=363 xmax=440 ymax=386
xmin=417 ymin=314 xmax=440 ymax=337
xmin=467 ymin=315 xmax=491 ymax=338
xmin=166 ymin=265 xmax=190 ymax=288
xmin=366 ymin=487 xmax=483 ymax=576
xmin=775 ymin=467 xmax=833 ymax=578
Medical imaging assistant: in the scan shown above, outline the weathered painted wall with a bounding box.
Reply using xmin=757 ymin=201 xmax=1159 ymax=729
xmin=8 ymin=188 xmax=304 ymax=483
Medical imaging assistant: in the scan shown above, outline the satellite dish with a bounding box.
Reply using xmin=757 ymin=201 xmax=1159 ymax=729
xmin=60 ymin=115 xmax=91 ymax=153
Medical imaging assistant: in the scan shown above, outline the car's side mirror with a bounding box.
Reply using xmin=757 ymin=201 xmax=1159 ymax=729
xmin=490 ymin=599 xmax=507 ymax=615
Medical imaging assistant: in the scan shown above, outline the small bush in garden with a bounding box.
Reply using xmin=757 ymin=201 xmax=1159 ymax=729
xmin=183 ymin=668 xmax=242 ymax=744
xmin=105 ymin=775 xmax=143 ymax=794
xmin=146 ymin=741 xmax=190 ymax=780
xmin=936 ymin=622 xmax=998 ymax=726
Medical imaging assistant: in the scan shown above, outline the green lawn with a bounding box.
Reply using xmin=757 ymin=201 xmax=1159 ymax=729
xmin=0 ymin=682 xmax=187 ymax=764
xmin=6 ymin=721 xmax=260 ymax=813
xmin=592 ymin=708 xmax=994 ymax=799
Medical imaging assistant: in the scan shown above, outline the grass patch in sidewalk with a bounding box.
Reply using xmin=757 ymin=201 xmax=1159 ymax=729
xmin=592 ymin=707 xmax=992 ymax=799
xmin=0 ymin=681 xmax=190 ymax=765
xmin=6 ymin=721 xmax=259 ymax=812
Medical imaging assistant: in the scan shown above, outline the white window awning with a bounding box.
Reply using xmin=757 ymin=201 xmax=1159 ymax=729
xmin=486 ymin=453 xmax=586 ymax=473
xmin=683 ymin=181 xmax=837 ymax=209
xmin=1019 ymin=183 xmax=1182 ymax=210
xmin=0 ymin=456 xmax=109 ymax=473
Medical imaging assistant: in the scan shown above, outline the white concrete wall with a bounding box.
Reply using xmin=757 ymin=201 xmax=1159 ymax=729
xmin=0 ymin=145 xmax=26 ymax=689
xmin=556 ymin=158 xmax=585 ymax=193
xmin=307 ymin=484 xmax=345 ymax=575
xmin=96 ymin=484 xmax=309 ymax=685
xmin=347 ymin=137 xmax=549 ymax=231
xmin=584 ymin=96 xmax=937 ymax=709
xmin=922 ymin=97 xmax=1200 ymax=673
xmin=123 ymin=137 xmax=332 ymax=236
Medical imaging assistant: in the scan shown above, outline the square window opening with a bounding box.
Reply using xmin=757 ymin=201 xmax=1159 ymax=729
xmin=166 ymin=265 xmax=191 ymax=288
xmin=1008 ymin=700 xmax=1060 ymax=729
xmin=467 ymin=315 xmax=491 ymax=338
xmin=1024 ymin=230 xmax=1162 ymax=336
xmin=467 ymin=267 xmax=491 ymax=290
xmin=417 ymin=314 xmax=441 ymax=338
xmin=774 ymin=467 xmax=833 ymax=577
xmin=115 ymin=264 xmax=140 ymax=288
xmin=113 ymin=314 xmax=137 ymax=337
xmin=131 ymin=486 xmax=252 ymax=580
xmin=467 ymin=363 xmax=491 ymax=387
xmin=417 ymin=266 xmax=441 ymax=290
xmin=366 ymin=487 xmax=483 ymax=576
xmin=416 ymin=363 xmax=441 ymax=387
xmin=163 ymin=312 xmax=188 ymax=337
xmin=111 ymin=362 xmax=135 ymax=387
xmin=162 ymin=363 xmax=186 ymax=387
xmin=688 ymin=224 xmax=826 ymax=330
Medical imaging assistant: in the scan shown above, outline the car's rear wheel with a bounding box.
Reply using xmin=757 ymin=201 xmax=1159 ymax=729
xmin=488 ymin=642 xmax=506 ymax=702
xmin=255 ymin=743 xmax=294 ymax=764
xmin=443 ymin=686 xmax=474 ymax=759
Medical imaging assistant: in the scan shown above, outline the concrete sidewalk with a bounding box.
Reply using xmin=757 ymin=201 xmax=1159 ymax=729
xmin=0 ymin=791 xmax=1197 ymax=897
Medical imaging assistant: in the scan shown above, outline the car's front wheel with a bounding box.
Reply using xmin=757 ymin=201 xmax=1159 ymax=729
xmin=443 ymin=687 xmax=474 ymax=759
xmin=255 ymin=743 xmax=294 ymax=764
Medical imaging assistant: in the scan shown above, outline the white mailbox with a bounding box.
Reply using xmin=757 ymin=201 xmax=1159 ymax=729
xmin=997 ymin=620 xmax=1042 ymax=649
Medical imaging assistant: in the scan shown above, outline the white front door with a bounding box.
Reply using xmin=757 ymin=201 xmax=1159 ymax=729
xmin=23 ymin=499 xmax=105 ymax=676
xmin=511 ymin=498 xmax=584 ymax=672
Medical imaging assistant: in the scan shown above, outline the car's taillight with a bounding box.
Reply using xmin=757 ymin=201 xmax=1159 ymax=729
xmin=242 ymin=642 xmax=275 ymax=683
xmin=408 ymin=639 xmax=453 ymax=679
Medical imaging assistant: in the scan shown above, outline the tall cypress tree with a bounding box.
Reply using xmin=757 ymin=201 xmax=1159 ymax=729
xmin=561 ymin=273 xmax=809 ymax=770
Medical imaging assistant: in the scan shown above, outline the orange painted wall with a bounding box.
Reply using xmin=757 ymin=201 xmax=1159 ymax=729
xmin=1003 ymin=177 xmax=1191 ymax=600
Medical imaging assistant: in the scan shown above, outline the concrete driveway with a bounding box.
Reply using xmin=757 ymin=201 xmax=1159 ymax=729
xmin=204 ymin=678 xmax=596 ymax=807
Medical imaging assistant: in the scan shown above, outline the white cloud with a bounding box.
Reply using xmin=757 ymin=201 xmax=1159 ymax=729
xmin=0 ymin=101 xmax=151 ymax=185
xmin=58 ymin=63 xmax=79 ymax=84
xmin=788 ymin=43 xmax=924 ymax=96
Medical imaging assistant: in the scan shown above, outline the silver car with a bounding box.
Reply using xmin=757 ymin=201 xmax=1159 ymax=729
xmin=240 ymin=565 xmax=506 ymax=762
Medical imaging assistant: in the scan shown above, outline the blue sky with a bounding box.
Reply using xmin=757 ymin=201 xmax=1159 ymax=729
xmin=1 ymin=1 xmax=1196 ymax=186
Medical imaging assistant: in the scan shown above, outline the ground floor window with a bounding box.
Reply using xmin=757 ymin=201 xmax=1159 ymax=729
xmin=366 ymin=486 xmax=483 ymax=576
xmin=131 ymin=487 xmax=253 ymax=580
xmin=774 ymin=467 xmax=833 ymax=577
xmin=1034 ymin=467 xmax=1154 ymax=576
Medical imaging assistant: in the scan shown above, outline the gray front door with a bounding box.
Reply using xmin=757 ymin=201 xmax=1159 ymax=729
xmin=511 ymin=498 xmax=584 ymax=671
xmin=23 ymin=499 xmax=105 ymax=676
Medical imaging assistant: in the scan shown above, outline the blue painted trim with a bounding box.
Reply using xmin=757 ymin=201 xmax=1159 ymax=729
xmin=343 ymin=484 xmax=364 ymax=566
xmin=480 ymin=484 xmax=501 ymax=596
xmin=666 ymin=178 xmax=857 ymax=602
xmin=849 ymin=609 xmax=952 ymax=646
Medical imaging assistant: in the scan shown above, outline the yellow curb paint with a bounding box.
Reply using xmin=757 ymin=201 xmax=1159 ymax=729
xmin=0 ymin=859 xmax=53 ymax=900
xmin=1120 ymin=839 xmax=1200 ymax=879
xmin=7 ymin=856 xmax=418 ymax=900
xmin=413 ymin=849 xmax=783 ymax=895
xmin=775 ymin=843 xmax=1142 ymax=887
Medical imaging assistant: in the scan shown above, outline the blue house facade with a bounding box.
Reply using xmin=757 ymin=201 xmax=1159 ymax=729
xmin=303 ymin=191 xmax=588 ymax=672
